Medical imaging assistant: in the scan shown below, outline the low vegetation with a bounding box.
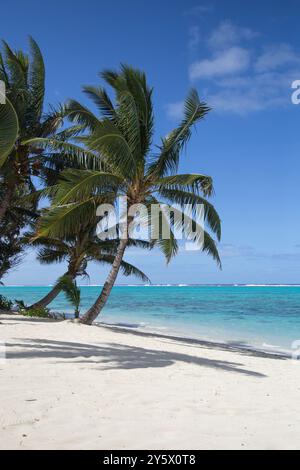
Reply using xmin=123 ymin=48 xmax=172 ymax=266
xmin=0 ymin=294 xmax=13 ymax=311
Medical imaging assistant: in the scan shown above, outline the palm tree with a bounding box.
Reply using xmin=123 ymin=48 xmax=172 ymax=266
xmin=0 ymin=95 xmax=19 ymax=166
xmin=0 ymin=185 xmax=37 ymax=281
xmin=28 ymin=225 xmax=151 ymax=309
xmin=35 ymin=65 xmax=221 ymax=325
xmin=0 ymin=37 xmax=65 ymax=223
xmin=55 ymin=275 xmax=81 ymax=319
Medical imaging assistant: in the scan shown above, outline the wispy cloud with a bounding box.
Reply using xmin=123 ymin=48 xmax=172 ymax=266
xmin=219 ymin=244 xmax=300 ymax=261
xmin=206 ymin=69 xmax=296 ymax=114
xmin=165 ymin=101 xmax=184 ymax=120
xmin=255 ymin=43 xmax=300 ymax=72
xmin=184 ymin=4 xmax=213 ymax=17
xmin=219 ymin=244 xmax=255 ymax=258
xmin=183 ymin=20 xmax=300 ymax=115
xmin=189 ymin=46 xmax=250 ymax=79
xmin=207 ymin=20 xmax=258 ymax=50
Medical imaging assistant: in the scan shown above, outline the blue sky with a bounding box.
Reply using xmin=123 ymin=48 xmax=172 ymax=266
xmin=2 ymin=0 xmax=300 ymax=285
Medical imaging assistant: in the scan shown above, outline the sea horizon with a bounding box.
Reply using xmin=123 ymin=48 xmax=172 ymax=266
xmin=2 ymin=283 xmax=300 ymax=287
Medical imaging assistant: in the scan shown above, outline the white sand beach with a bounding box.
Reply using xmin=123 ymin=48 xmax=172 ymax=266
xmin=0 ymin=314 xmax=300 ymax=450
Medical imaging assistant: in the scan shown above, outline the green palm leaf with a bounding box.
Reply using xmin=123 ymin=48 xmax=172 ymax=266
xmin=65 ymin=99 xmax=100 ymax=131
xmin=147 ymin=89 xmax=210 ymax=178
xmin=146 ymin=196 xmax=179 ymax=263
xmin=154 ymin=173 xmax=214 ymax=197
xmin=157 ymin=188 xmax=221 ymax=241
xmin=22 ymin=137 xmax=101 ymax=169
xmin=94 ymin=254 xmax=150 ymax=283
xmin=52 ymin=169 xmax=122 ymax=205
xmin=28 ymin=36 xmax=45 ymax=122
xmin=36 ymin=198 xmax=98 ymax=239
xmin=55 ymin=275 xmax=81 ymax=314
xmin=0 ymin=95 xmax=19 ymax=167
xmin=84 ymin=119 xmax=136 ymax=177
xmin=83 ymin=85 xmax=116 ymax=120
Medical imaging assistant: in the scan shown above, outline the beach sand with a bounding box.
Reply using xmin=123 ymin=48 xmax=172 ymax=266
xmin=0 ymin=314 xmax=300 ymax=450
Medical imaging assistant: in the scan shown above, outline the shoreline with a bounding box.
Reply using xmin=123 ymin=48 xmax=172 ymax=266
xmin=1 ymin=314 xmax=300 ymax=450
xmin=98 ymin=322 xmax=291 ymax=358
xmin=1 ymin=285 xmax=299 ymax=354
xmin=2 ymin=311 xmax=292 ymax=357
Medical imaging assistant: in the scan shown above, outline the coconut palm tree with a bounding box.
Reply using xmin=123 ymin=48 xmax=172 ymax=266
xmin=34 ymin=65 xmax=221 ymax=325
xmin=0 ymin=184 xmax=38 ymax=281
xmin=0 ymin=37 xmax=66 ymax=223
xmin=0 ymin=95 xmax=19 ymax=166
xmin=28 ymin=224 xmax=151 ymax=309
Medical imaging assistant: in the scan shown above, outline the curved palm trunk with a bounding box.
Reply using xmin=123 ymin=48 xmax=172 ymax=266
xmin=80 ymin=239 xmax=128 ymax=325
xmin=29 ymin=272 xmax=73 ymax=309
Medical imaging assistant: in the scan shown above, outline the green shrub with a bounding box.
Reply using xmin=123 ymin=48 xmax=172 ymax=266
xmin=0 ymin=295 xmax=13 ymax=312
xmin=15 ymin=299 xmax=27 ymax=310
xmin=21 ymin=306 xmax=50 ymax=318
xmin=11 ymin=299 xmax=51 ymax=319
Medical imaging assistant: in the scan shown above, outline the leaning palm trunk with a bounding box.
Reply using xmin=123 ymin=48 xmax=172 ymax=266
xmin=80 ymin=239 xmax=128 ymax=325
xmin=30 ymin=272 xmax=73 ymax=309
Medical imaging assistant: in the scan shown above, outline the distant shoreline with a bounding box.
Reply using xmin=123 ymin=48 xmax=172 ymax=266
xmin=2 ymin=284 xmax=300 ymax=288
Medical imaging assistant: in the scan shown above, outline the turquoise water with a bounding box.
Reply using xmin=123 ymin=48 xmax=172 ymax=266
xmin=1 ymin=285 xmax=300 ymax=352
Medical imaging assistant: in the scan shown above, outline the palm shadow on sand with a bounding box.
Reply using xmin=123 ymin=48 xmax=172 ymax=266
xmin=6 ymin=337 xmax=268 ymax=377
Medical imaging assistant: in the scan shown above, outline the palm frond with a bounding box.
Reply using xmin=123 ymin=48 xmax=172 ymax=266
xmin=84 ymin=119 xmax=136 ymax=177
xmin=83 ymin=85 xmax=116 ymax=120
xmin=37 ymin=247 xmax=68 ymax=264
xmin=2 ymin=41 xmax=27 ymax=91
xmin=28 ymin=36 xmax=45 ymax=122
xmin=51 ymin=169 xmax=122 ymax=205
xmin=65 ymin=99 xmax=100 ymax=131
xmin=94 ymin=254 xmax=150 ymax=283
xmin=146 ymin=196 xmax=178 ymax=263
xmin=55 ymin=275 xmax=80 ymax=311
xmin=147 ymin=89 xmax=210 ymax=178
xmin=157 ymin=188 xmax=221 ymax=240
xmin=39 ymin=104 xmax=65 ymax=137
xmin=154 ymin=173 xmax=214 ymax=197
xmin=170 ymin=205 xmax=221 ymax=267
xmin=0 ymin=95 xmax=19 ymax=167
xmin=202 ymin=231 xmax=222 ymax=268
xmin=35 ymin=198 xmax=98 ymax=239
xmin=22 ymin=137 xmax=101 ymax=169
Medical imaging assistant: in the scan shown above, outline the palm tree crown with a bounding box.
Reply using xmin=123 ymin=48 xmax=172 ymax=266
xmin=27 ymin=222 xmax=151 ymax=310
xmin=34 ymin=65 xmax=222 ymax=324
xmin=0 ymin=37 xmax=66 ymax=221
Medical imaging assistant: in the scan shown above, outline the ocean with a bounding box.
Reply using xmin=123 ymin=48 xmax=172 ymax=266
xmin=1 ymin=285 xmax=300 ymax=353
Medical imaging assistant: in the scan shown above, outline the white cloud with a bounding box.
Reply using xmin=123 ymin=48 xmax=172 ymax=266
xmin=182 ymin=19 xmax=300 ymax=115
xmin=184 ymin=4 xmax=213 ymax=17
xmin=208 ymin=20 xmax=258 ymax=50
xmin=166 ymin=21 xmax=300 ymax=118
xmin=255 ymin=44 xmax=300 ymax=72
xmin=189 ymin=47 xmax=250 ymax=80
xmin=165 ymin=101 xmax=184 ymax=120
xmin=207 ymin=69 xmax=298 ymax=114
xmin=219 ymin=244 xmax=255 ymax=258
